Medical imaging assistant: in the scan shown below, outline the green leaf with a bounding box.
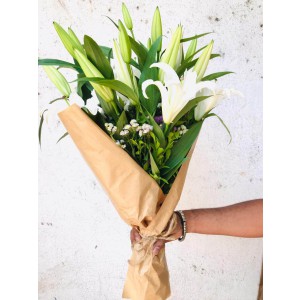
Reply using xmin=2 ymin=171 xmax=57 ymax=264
xmin=210 ymin=53 xmax=221 ymax=59
xmin=164 ymin=157 xmax=188 ymax=180
xmin=163 ymin=121 xmax=202 ymax=174
xmin=205 ymin=113 xmax=232 ymax=143
xmin=105 ymin=15 xmax=119 ymax=29
xmin=129 ymin=36 xmax=148 ymax=66
xmin=138 ymin=37 xmax=162 ymax=114
xmin=170 ymin=96 xmax=211 ymax=129
xmin=177 ymin=42 xmax=220 ymax=77
xmin=201 ymin=71 xmax=234 ymax=81
xmin=143 ymin=108 xmax=166 ymax=148
xmin=100 ymin=45 xmax=112 ymax=57
xmin=49 ymin=97 xmax=64 ymax=104
xmin=76 ymin=73 xmax=93 ymax=101
xmin=116 ymin=111 xmax=128 ymax=133
xmin=84 ymin=35 xmax=114 ymax=79
xmin=149 ymin=151 xmax=160 ymax=175
xmin=38 ymin=58 xmax=81 ymax=72
xmin=180 ymin=32 xmax=212 ymax=43
xmin=130 ymin=58 xmax=141 ymax=71
xmin=38 ymin=109 xmax=48 ymax=147
xmin=56 ymin=132 xmax=69 ymax=144
xmin=77 ymin=77 xmax=139 ymax=104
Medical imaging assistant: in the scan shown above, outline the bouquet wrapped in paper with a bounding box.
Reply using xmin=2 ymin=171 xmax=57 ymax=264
xmin=39 ymin=4 xmax=239 ymax=299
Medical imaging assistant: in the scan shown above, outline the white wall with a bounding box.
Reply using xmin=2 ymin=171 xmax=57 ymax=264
xmin=38 ymin=0 xmax=263 ymax=299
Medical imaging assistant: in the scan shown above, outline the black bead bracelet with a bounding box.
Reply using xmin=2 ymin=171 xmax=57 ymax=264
xmin=175 ymin=210 xmax=187 ymax=242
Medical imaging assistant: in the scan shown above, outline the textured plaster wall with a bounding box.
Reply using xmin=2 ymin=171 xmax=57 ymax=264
xmin=38 ymin=0 xmax=263 ymax=299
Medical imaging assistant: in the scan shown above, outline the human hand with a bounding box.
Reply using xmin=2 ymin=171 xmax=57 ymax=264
xmin=130 ymin=213 xmax=182 ymax=256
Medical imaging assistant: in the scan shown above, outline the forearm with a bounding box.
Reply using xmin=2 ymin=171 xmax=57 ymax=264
xmin=183 ymin=199 xmax=263 ymax=238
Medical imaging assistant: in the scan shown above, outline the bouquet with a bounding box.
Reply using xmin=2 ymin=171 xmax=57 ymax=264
xmin=39 ymin=3 xmax=239 ymax=299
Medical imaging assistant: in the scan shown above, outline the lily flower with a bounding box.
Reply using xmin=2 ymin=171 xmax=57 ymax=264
xmin=53 ymin=22 xmax=83 ymax=58
xmin=159 ymin=25 xmax=182 ymax=81
xmin=118 ymin=20 xmax=132 ymax=64
xmin=142 ymin=62 xmax=214 ymax=124
xmin=151 ymin=7 xmax=162 ymax=51
xmin=73 ymin=49 xmax=114 ymax=103
xmin=43 ymin=66 xmax=71 ymax=98
xmin=194 ymin=86 xmax=243 ymax=121
xmin=112 ymin=39 xmax=138 ymax=104
xmin=122 ymin=3 xmax=133 ymax=30
xmin=193 ymin=40 xmax=214 ymax=82
xmin=185 ymin=38 xmax=197 ymax=62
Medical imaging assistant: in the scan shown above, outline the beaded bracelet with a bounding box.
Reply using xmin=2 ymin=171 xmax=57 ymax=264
xmin=175 ymin=210 xmax=187 ymax=242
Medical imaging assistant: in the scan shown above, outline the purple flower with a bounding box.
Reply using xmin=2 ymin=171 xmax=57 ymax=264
xmin=154 ymin=115 xmax=163 ymax=124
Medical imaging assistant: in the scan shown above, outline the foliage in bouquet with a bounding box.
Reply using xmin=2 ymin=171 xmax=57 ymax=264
xmin=39 ymin=3 xmax=239 ymax=193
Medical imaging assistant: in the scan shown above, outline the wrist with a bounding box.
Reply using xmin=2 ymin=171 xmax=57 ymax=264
xmin=182 ymin=210 xmax=195 ymax=234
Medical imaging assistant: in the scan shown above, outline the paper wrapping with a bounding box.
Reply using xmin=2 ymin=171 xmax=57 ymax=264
xmin=58 ymin=104 xmax=197 ymax=300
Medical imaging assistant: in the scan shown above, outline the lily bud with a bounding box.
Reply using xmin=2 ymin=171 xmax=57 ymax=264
xmin=151 ymin=7 xmax=162 ymax=51
xmin=175 ymin=43 xmax=183 ymax=70
xmin=53 ymin=22 xmax=81 ymax=57
xmin=185 ymin=38 xmax=197 ymax=61
xmin=193 ymin=40 xmax=214 ymax=81
xmin=122 ymin=3 xmax=133 ymax=30
xmin=112 ymin=39 xmax=138 ymax=104
xmin=159 ymin=25 xmax=182 ymax=81
xmin=43 ymin=66 xmax=71 ymax=98
xmin=74 ymin=49 xmax=114 ymax=102
xmin=160 ymin=25 xmax=182 ymax=67
xmin=68 ymin=27 xmax=85 ymax=54
xmin=118 ymin=20 xmax=131 ymax=64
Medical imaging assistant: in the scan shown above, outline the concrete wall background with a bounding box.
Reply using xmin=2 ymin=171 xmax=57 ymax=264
xmin=38 ymin=0 xmax=263 ymax=299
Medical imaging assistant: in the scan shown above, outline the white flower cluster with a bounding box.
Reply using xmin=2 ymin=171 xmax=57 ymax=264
xmin=177 ymin=125 xmax=188 ymax=135
xmin=119 ymin=119 xmax=138 ymax=136
xmin=119 ymin=120 xmax=153 ymax=137
xmin=120 ymin=129 xmax=129 ymax=136
xmin=115 ymin=139 xmax=126 ymax=149
xmin=137 ymin=123 xmax=153 ymax=137
xmin=130 ymin=119 xmax=139 ymax=128
xmin=105 ymin=123 xmax=117 ymax=134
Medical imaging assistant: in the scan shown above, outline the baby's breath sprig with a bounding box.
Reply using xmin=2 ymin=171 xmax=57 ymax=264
xmin=105 ymin=123 xmax=117 ymax=136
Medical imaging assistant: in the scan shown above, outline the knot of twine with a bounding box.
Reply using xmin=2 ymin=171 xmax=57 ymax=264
xmin=128 ymin=213 xmax=178 ymax=275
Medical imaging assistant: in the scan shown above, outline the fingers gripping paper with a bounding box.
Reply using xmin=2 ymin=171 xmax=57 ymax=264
xmin=59 ymin=104 xmax=196 ymax=300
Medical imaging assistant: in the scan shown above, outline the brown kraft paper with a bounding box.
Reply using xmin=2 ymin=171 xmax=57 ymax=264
xmin=58 ymin=104 xmax=197 ymax=300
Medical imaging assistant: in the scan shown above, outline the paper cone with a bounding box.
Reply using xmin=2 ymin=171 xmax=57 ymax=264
xmin=59 ymin=104 xmax=197 ymax=300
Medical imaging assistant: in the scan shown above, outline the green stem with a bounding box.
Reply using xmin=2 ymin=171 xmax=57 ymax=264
xmin=64 ymin=97 xmax=71 ymax=106
xmin=164 ymin=123 xmax=169 ymax=135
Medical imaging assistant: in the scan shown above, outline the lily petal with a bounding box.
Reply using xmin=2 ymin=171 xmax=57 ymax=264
xmin=142 ymin=79 xmax=168 ymax=101
xmin=150 ymin=62 xmax=180 ymax=87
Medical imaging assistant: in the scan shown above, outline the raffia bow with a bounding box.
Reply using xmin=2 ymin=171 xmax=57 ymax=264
xmin=128 ymin=213 xmax=178 ymax=275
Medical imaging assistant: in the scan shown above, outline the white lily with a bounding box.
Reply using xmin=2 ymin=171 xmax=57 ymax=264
xmin=194 ymin=87 xmax=243 ymax=121
xmin=142 ymin=62 xmax=214 ymax=124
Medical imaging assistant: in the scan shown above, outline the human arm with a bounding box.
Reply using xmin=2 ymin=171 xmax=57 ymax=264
xmin=130 ymin=199 xmax=263 ymax=255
